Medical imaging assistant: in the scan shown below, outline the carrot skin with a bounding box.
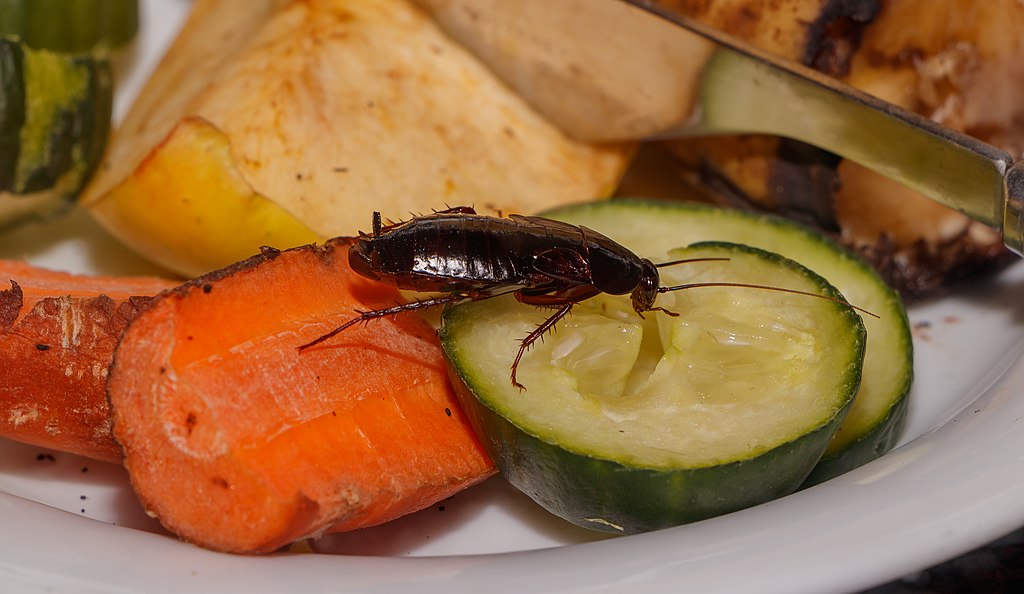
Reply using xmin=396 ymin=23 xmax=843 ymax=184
xmin=0 ymin=260 xmax=177 ymax=307
xmin=108 ymin=239 xmax=496 ymax=553
xmin=0 ymin=263 xmax=177 ymax=462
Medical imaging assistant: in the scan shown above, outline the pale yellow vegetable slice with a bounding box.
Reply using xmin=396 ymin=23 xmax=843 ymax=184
xmin=83 ymin=0 xmax=631 ymax=276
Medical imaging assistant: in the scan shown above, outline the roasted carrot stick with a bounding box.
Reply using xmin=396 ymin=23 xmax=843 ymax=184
xmin=107 ymin=238 xmax=495 ymax=554
xmin=0 ymin=261 xmax=178 ymax=462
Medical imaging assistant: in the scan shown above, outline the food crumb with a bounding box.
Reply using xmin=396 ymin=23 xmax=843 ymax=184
xmin=35 ymin=344 xmax=50 ymax=351
xmin=287 ymin=540 xmax=315 ymax=554
xmin=444 ymin=407 xmax=452 ymax=417
xmin=36 ymin=453 xmax=56 ymax=462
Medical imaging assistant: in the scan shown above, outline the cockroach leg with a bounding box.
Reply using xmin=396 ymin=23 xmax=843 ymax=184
xmin=297 ymin=294 xmax=464 ymax=352
xmin=510 ymin=302 xmax=575 ymax=391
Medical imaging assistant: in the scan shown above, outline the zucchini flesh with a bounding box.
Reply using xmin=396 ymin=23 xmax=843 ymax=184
xmin=442 ymin=242 xmax=865 ymax=533
xmin=542 ymin=200 xmax=912 ymax=485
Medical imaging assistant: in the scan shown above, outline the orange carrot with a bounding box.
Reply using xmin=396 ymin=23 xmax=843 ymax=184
xmin=0 ymin=261 xmax=178 ymax=462
xmin=107 ymin=238 xmax=496 ymax=554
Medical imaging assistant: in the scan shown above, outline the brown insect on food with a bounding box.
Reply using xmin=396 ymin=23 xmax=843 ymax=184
xmin=299 ymin=206 xmax=871 ymax=389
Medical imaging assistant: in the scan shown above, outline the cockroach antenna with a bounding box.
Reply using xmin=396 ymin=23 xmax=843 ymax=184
xmin=657 ymin=281 xmax=879 ymax=319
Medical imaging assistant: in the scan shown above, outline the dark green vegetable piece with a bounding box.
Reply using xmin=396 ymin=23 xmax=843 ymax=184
xmin=0 ymin=0 xmax=136 ymax=228
xmin=0 ymin=36 xmax=112 ymax=227
xmin=0 ymin=0 xmax=138 ymax=53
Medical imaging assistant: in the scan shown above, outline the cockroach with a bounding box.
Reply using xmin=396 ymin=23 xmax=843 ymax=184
xmin=298 ymin=206 xmax=872 ymax=389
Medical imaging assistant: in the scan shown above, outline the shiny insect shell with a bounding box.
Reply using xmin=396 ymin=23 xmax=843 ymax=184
xmin=297 ymin=206 xmax=857 ymax=389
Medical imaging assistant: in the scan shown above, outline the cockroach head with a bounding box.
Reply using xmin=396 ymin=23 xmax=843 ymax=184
xmin=630 ymin=259 xmax=660 ymax=314
xmin=348 ymin=238 xmax=381 ymax=281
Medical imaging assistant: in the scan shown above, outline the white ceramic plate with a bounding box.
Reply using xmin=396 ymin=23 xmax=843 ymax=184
xmin=4 ymin=1 xmax=1024 ymax=592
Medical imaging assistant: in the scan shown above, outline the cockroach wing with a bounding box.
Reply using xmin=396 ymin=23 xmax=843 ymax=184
xmin=530 ymin=247 xmax=592 ymax=284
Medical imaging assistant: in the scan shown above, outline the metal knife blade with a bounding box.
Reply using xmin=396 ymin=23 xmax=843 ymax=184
xmin=415 ymin=0 xmax=1024 ymax=255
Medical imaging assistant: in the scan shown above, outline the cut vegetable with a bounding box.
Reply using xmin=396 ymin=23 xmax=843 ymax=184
xmin=83 ymin=0 xmax=630 ymax=277
xmin=0 ymin=0 xmax=138 ymax=53
xmin=87 ymin=117 xmax=320 ymax=276
xmin=0 ymin=260 xmax=176 ymax=462
xmin=0 ymin=36 xmax=112 ymax=228
xmin=657 ymin=0 xmax=1021 ymax=298
xmin=442 ymin=242 xmax=865 ymax=533
xmin=542 ymin=199 xmax=912 ymax=485
xmin=108 ymin=238 xmax=495 ymax=554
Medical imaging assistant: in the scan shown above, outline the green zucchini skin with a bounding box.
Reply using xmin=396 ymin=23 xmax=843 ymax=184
xmin=0 ymin=0 xmax=138 ymax=53
xmin=802 ymin=389 xmax=908 ymax=486
xmin=0 ymin=0 xmax=133 ymax=227
xmin=0 ymin=35 xmax=112 ymax=227
xmin=441 ymin=240 xmax=865 ymax=533
xmin=542 ymin=199 xmax=912 ymax=486
xmin=0 ymin=36 xmax=24 ymax=190
xmin=447 ymin=363 xmax=853 ymax=534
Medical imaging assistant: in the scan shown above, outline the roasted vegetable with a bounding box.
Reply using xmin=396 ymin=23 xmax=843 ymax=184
xmin=830 ymin=0 xmax=1022 ymax=296
xmin=0 ymin=260 xmax=175 ymax=462
xmin=652 ymin=0 xmax=1019 ymax=299
xmin=82 ymin=0 xmax=632 ymax=278
xmin=0 ymin=0 xmax=137 ymax=229
xmin=0 ymin=0 xmax=138 ymax=54
xmin=108 ymin=238 xmax=495 ymax=554
xmin=444 ymin=241 xmax=865 ymax=533
xmin=540 ymin=199 xmax=911 ymax=486
xmin=0 ymin=36 xmax=112 ymax=228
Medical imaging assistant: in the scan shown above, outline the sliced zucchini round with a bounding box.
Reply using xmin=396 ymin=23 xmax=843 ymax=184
xmin=441 ymin=241 xmax=866 ymax=533
xmin=542 ymin=199 xmax=912 ymax=486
